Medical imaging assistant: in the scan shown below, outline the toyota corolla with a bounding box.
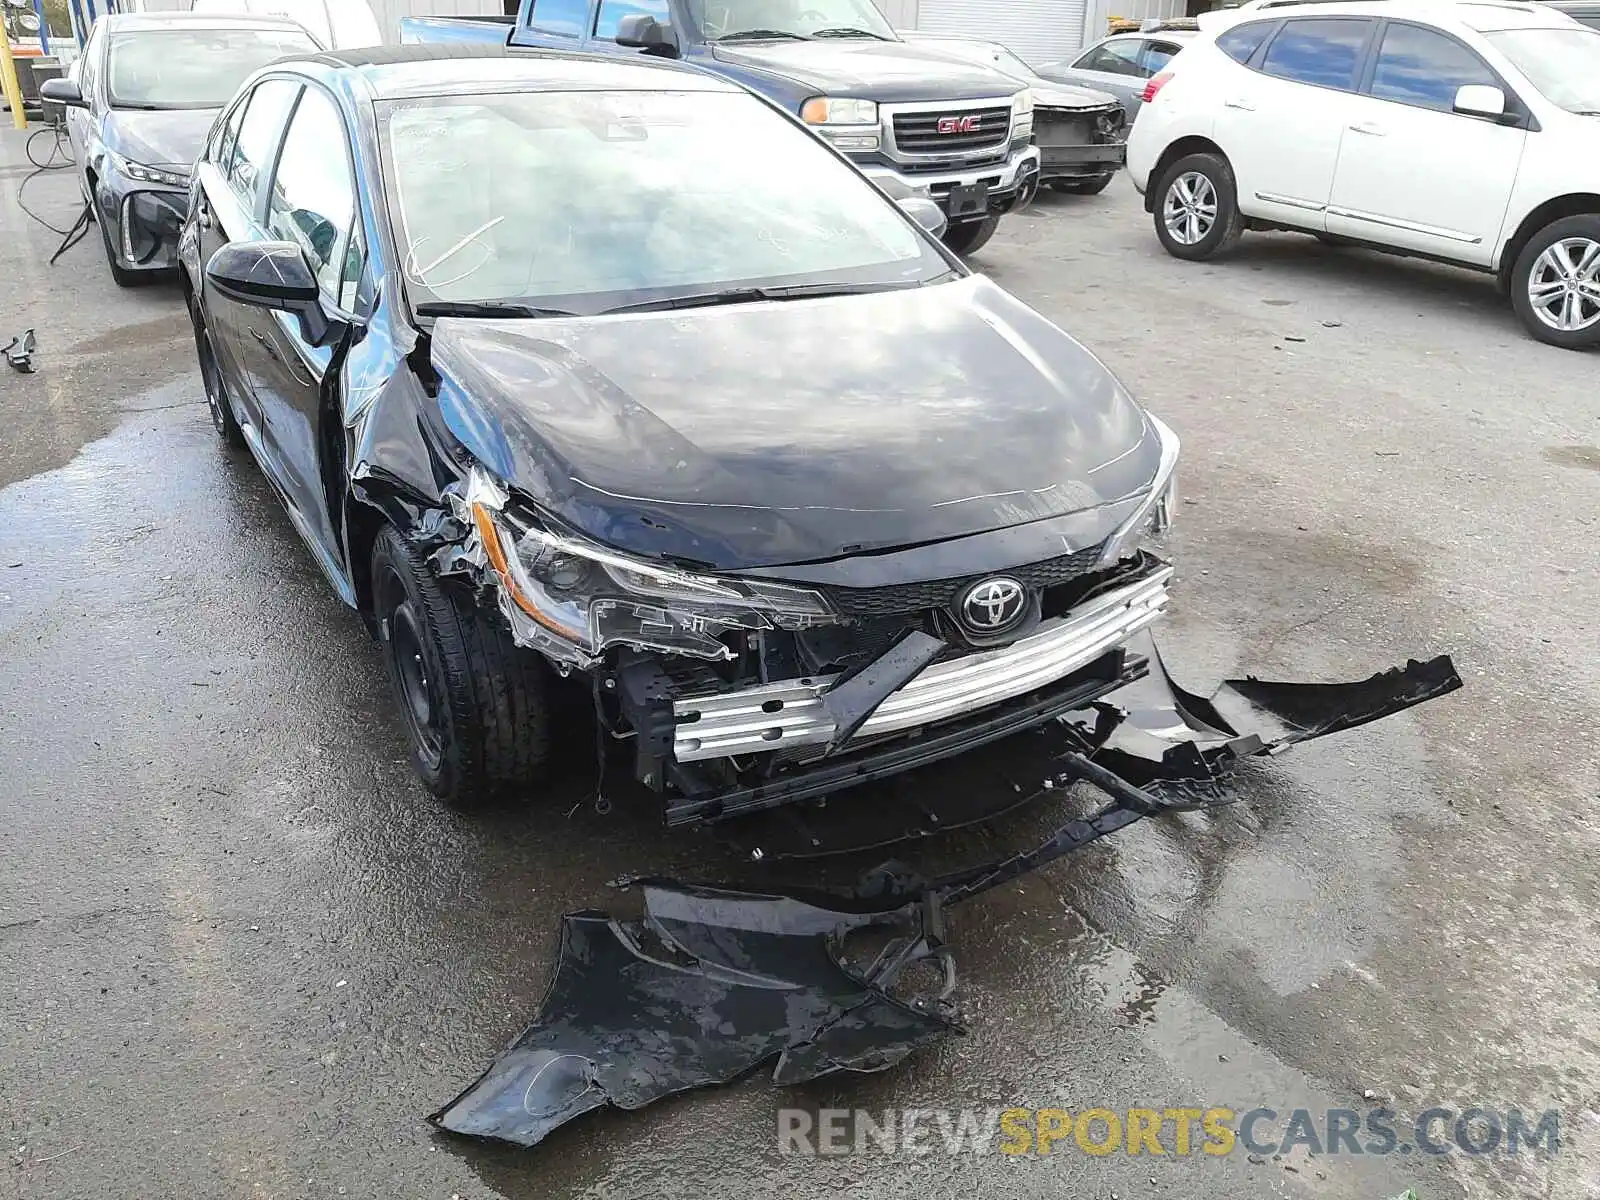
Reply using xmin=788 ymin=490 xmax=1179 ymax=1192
xmin=179 ymin=45 xmax=1180 ymax=826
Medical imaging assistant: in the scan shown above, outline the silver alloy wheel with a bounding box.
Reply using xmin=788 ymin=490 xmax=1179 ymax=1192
xmin=1163 ymin=171 xmax=1218 ymax=246
xmin=1527 ymin=237 xmax=1600 ymax=333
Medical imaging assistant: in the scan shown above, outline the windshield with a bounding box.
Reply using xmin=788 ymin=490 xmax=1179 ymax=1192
xmin=380 ymin=89 xmax=947 ymax=315
xmin=1485 ymin=26 xmax=1600 ymax=112
xmin=105 ymin=28 xmax=318 ymax=109
xmin=687 ymin=0 xmax=895 ymax=41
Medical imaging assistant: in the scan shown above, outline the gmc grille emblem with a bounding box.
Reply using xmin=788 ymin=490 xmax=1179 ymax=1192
xmin=936 ymin=115 xmax=981 ymax=134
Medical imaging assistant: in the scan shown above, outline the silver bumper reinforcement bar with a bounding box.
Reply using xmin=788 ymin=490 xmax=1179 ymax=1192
xmin=672 ymin=566 xmax=1174 ymax=763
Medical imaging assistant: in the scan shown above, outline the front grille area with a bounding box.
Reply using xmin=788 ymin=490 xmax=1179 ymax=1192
xmin=1034 ymin=105 xmax=1125 ymax=148
xmin=819 ymin=544 xmax=1104 ymax=618
xmin=893 ymin=104 xmax=1011 ymax=154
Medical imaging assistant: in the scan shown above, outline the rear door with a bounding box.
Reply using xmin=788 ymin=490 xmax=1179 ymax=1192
xmin=1325 ymin=20 xmax=1526 ymax=264
xmin=588 ymin=0 xmax=668 ymax=52
xmin=196 ymin=76 xmax=303 ymax=462
xmin=1212 ymin=16 xmax=1377 ymax=230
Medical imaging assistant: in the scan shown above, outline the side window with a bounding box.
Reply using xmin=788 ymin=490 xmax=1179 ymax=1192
xmin=593 ymin=0 xmax=667 ymax=39
xmin=1143 ymin=40 xmax=1181 ymax=73
xmin=228 ymin=79 xmax=301 ymax=213
xmin=264 ymin=86 xmax=356 ymax=300
xmin=1075 ymin=40 xmax=1145 ymax=76
xmin=527 ymin=0 xmax=589 ymax=36
xmin=1260 ymin=18 xmax=1373 ymax=90
xmin=1216 ymin=20 xmax=1274 ymax=64
xmin=337 ymin=222 xmax=365 ymax=312
xmin=209 ymin=98 xmax=245 ymax=172
xmin=1369 ymin=22 xmax=1497 ymax=111
xmin=78 ymin=26 xmax=101 ymax=97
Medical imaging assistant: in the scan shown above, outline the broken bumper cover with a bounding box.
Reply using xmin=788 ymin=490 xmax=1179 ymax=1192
xmin=673 ymin=567 xmax=1171 ymax=763
xmin=432 ymin=645 xmax=1461 ymax=1149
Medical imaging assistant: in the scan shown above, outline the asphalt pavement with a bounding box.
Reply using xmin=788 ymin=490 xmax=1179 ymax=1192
xmin=3 ymin=125 xmax=1598 ymax=1200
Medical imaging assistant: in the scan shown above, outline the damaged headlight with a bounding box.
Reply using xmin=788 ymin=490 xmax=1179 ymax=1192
xmin=1095 ymin=413 xmax=1178 ymax=569
xmin=464 ymin=473 xmax=835 ymax=662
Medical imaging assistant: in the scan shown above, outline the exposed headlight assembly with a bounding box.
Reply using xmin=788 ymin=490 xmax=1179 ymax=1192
xmin=1095 ymin=413 xmax=1178 ymax=569
xmin=464 ymin=472 xmax=836 ymax=663
xmin=1011 ymin=88 xmax=1035 ymax=139
xmin=109 ymin=152 xmax=189 ymax=188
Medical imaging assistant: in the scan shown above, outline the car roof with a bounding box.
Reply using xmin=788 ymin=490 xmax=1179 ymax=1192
xmin=100 ymin=10 xmax=311 ymax=32
xmin=292 ymin=43 xmax=739 ymax=99
xmin=1213 ymin=0 xmax=1577 ymax=29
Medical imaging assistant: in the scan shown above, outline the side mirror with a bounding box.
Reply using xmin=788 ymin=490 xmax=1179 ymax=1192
xmin=1454 ymin=83 xmax=1507 ymax=121
xmin=615 ymin=13 xmax=678 ymax=55
xmin=205 ymin=240 xmax=333 ymax=344
xmin=39 ymin=78 xmax=87 ymax=109
xmin=897 ymin=196 xmax=948 ymax=239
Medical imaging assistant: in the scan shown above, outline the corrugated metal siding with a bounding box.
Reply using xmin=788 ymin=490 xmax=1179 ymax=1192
xmin=878 ymin=0 xmax=918 ymax=27
xmin=909 ymin=0 xmax=1089 ymax=66
xmin=1085 ymin=0 xmax=1185 ymax=39
xmin=374 ymin=0 xmax=501 ymax=41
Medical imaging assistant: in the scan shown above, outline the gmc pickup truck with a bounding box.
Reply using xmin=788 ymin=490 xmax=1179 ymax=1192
xmin=400 ymin=0 xmax=1041 ymax=254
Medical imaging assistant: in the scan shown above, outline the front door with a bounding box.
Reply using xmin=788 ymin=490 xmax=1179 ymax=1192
xmin=236 ymin=82 xmax=363 ymax=576
xmin=1326 ymin=21 xmax=1526 ymax=265
xmin=1213 ymin=16 xmax=1377 ymax=230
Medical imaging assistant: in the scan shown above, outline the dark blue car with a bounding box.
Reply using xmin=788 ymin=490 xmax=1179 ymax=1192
xmin=178 ymin=45 xmax=1180 ymax=825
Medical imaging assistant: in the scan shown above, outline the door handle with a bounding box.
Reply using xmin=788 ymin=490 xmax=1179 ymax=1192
xmin=1348 ymin=122 xmax=1386 ymax=136
xmin=1224 ymin=98 xmax=1256 ymax=111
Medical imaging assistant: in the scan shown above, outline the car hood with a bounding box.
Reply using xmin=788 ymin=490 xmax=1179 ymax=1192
xmin=103 ymin=108 xmax=217 ymax=172
xmin=1032 ymin=80 xmax=1121 ymax=109
xmin=709 ymin=40 xmax=1025 ymax=103
xmin=429 ymin=275 xmax=1162 ymax=570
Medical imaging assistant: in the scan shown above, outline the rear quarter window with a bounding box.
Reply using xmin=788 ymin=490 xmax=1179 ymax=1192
xmin=1215 ymin=20 xmax=1274 ymax=64
xmin=1259 ymin=17 xmax=1373 ymax=90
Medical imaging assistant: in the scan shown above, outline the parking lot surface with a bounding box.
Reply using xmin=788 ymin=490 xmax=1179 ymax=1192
xmin=3 ymin=126 xmax=1597 ymax=1200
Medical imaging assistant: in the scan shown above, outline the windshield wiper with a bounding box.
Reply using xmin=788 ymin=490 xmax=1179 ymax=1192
xmin=602 ymin=281 xmax=926 ymax=315
xmin=713 ymin=28 xmax=810 ymax=40
xmin=415 ymin=300 xmax=580 ymax=319
xmin=809 ymin=26 xmax=891 ymax=39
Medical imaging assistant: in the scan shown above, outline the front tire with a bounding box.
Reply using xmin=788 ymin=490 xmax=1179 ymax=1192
xmin=97 ymin=206 xmax=144 ymax=288
xmin=941 ymin=213 xmax=1001 ymax=256
xmin=1152 ymin=152 xmax=1244 ymax=261
xmin=1509 ymin=214 xmax=1600 ymax=350
xmin=371 ymin=525 xmax=554 ymax=808
xmin=1050 ymin=172 xmax=1115 ymax=196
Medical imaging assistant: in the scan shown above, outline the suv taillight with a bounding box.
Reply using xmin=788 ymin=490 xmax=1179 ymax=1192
xmin=1142 ymin=71 xmax=1173 ymax=104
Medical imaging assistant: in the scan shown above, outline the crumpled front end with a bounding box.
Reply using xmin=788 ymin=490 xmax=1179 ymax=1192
xmin=437 ymin=430 xmax=1180 ymax=824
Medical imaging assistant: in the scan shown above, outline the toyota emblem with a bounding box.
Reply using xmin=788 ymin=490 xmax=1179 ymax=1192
xmin=957 ymin=577 xmax=1027 ymax=634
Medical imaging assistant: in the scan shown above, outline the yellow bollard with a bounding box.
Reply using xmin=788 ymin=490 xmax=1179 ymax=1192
xmin=0 ymin=24 xmax=28 ymax=131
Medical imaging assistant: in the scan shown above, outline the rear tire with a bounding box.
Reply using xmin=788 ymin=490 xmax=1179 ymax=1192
xmin=190 ymin=297 xmax=245 ymax=448
xmin=1050 ymin=172 xmax=1115 ymax=196
xmin=1509 ymin=214 xmax=1600 ymax=351
xmin=941 ymin=213 xmax=1001 ymax=256
xmin=1152 ymin=152 xmax=1244 ymax=262
xmin=371 ymin=525 xmax=555 ymax=808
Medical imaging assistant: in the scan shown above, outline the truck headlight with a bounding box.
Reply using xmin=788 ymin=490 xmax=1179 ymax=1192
xmin=800 ymin=96 xmax=879 ymax=125
xmin=109 ymin=151 xmax=189 ymax=188
xmin=467 ymin=474 xmax=837 ymax=662
xmin=1095 ymin=414 xmax=1179 ymax=569
xmin=1012 ymin=89 xmax=1034 ymax=120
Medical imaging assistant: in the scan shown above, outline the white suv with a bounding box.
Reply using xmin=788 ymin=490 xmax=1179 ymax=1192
xmin=1126 ymin=0 xmax=1600 ymax=348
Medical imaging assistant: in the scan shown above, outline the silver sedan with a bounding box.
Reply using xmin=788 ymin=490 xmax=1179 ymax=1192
xmin=1036 ymin=31 xmax=1193 ymax=120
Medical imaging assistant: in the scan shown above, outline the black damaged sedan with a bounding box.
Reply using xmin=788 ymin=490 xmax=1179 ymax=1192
xmin=179 ymin=45 xmax=1179 ymax=826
